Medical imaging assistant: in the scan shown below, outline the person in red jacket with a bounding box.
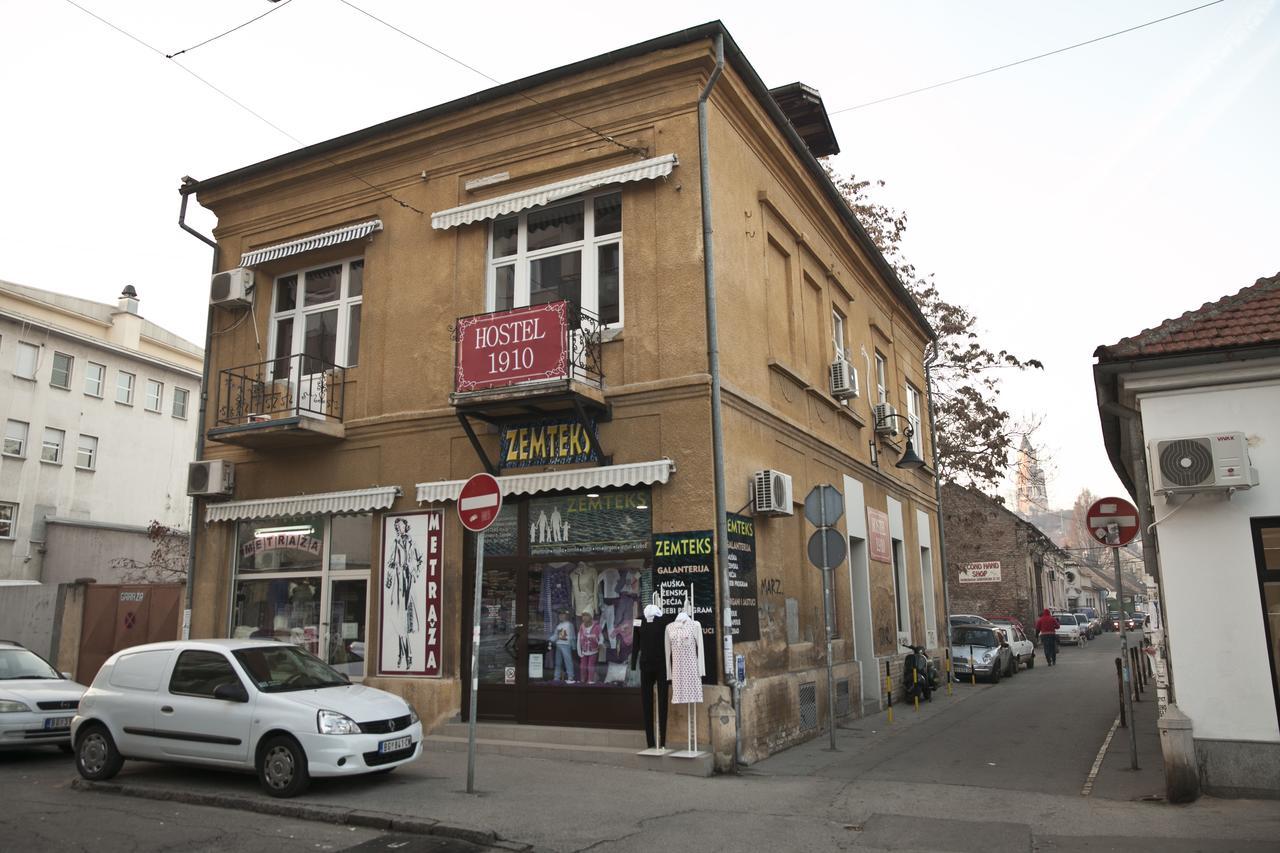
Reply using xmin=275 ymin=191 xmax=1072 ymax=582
xmin=1035 ymin=609 xmax=1061 ymax=666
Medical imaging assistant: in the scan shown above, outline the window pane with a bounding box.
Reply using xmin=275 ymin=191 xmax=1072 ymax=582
xmin=330 ymin=515 xmax=372 ymax=572
xmin=274 ymin=318 xmax=294 ymax=377
xmin=594 ymin=192 xmax=621 ymax=235
xmin=275 ymin=275 xmax=297 ymax=312
xmin=346 ymin=304 xmax=361 ymax=368
xmin=494 ymin=265 xmax=515 ymax=312
xmin=492 ymin=217 xmax=518 ymax=258
xmin=16 ymin=342 xmax=38 ymax=379
xmin=530 ymin=251 xmax=581 ymax=312
xmin=597 ymin=243 xmax=620 ymax=325
xmin=146 ymin=380 xmax=163 ymax=411
xmin=347 ymin=260 xmax=364 ymax=298
xmin=231 ymin=578 xmax=321 ymax=654
xmin=3 ymin=420 xmax=27 ymax=456
xmin=41 ymin=428 xmax=63 ymax=463
xmin=236 ymin=518 xmax=325 ymax=573
xmin=527 ymin=202 xmax=584 ymax=251
xmin=85 ymin=363 xmax=104 ymax=396
xmin=76 ymin=435 xmax=97 ymax=469
xmin=169 ymin=651 xmax=240 ymax=698
xmin=116 ymin=372 xmax=134 ymax=404
xmin=173 ymin=388 xmax=189 ymax=418
xmin=304 ymin=309 xmax=338 ymax=372
xmin=51 ymin=353 xmax=72 ymax=388
xmin=304 ymin=265 xmax=341 ymax=306
xmin=0 ymin=503 xmax=13 ymax=538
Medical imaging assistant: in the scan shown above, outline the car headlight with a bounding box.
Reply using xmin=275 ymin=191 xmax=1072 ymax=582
xmin=317 ymin=709 xmax=361 ymax=735
xmin=406 ymin=704 xmax=419 ymax=725
xmin=980 ymin=650 xmax=994 ymax=663
xmin=0 ymin=699 xmax=32 ymax=713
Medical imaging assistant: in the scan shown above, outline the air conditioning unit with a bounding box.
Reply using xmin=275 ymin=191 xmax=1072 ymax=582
xmin=210 ymin=268 xmax=254 ymax=307
xmin=188 ymin=460 xmax=235 ymax=498
xmin=873 ymin=403 xmax=899 ymax=436
xmin=829 ymin=359 xmax=858 ymax=399
xmin=752 ymin=469 xmax=794 ymax=517
xmin=1150 ymin=432 xmax=1259 ymax=495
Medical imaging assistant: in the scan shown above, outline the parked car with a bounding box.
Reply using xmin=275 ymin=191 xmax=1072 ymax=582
xmin=948 ymin=614 xmax=995 ymax=627
xmin=989 ymin=620 xmax=1035 ymax=670
xmin=72 ymin=640 xmax=423 ymax=797
xmin=1078 ymin=607 xmax=1102 ymax=636
xmin=950 ymin=625 xmax=1014 ymax=682
xmin=0 ymin=640 xmax=86 ymax=753
xmin=1069 ymin=612 xmax=1094 ymax=639
xmin=985 ymin=615 xmax=1029 ymax=641
xmin=1052 ymin=612 xmax=1084 ymax=646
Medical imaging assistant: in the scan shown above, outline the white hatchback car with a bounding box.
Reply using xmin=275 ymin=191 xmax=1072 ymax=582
xmin=0 ymin=642 xmax=86 ymax=752
xmin=72 ymin=639 xmax=422 ymax=797
xmin=990 ymin=621 xmax=1036 ymax=670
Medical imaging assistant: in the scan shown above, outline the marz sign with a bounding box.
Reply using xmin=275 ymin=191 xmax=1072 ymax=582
xmin=958 ymin=561 xmax=1002 ymax=584
xmin=455 ymin=301 xmax=569 ymax=392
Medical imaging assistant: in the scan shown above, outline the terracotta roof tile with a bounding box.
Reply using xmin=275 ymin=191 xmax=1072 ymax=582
xmin=1095 ymin=272 xmax=1280 ymax=361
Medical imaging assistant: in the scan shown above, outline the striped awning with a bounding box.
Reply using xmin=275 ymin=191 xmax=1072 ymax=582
xmin=415 ymin=459 xmax=675 ymax=503
xmin=206 ymin=485 xmax=400 ymax=523
xmin=431 ymin=154 xmax=678 ymax=230
xmin=239 ymin=219 xmax=383 ymax=267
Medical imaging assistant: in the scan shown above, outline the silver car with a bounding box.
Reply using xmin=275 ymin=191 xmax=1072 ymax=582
xmin=950 ymin=625 xmax=1015 ymax=683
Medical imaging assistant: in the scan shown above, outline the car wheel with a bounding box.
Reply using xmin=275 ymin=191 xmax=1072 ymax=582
xmin=1008 ymin=655 xmax=1017 ymax=676
xmin=258 ymin=735 xmax=310 ymax=798
xmin=76 ymin=724 xmax=124 ymax=781
xmin=1026 ymin=654 xmax=1035 ymax=669
xmin=990 ymin=664 xmax=1001 ymax=684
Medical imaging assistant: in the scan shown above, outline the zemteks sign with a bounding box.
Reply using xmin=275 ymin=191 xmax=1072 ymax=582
xmin=959 ymin=561 xmax=1002 ymax=583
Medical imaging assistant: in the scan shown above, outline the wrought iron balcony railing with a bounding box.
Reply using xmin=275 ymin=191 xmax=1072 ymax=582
xmin=214 ymin=352 xmax=346 ymax=427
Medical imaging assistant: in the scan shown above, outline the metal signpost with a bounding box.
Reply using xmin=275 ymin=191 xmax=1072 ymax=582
xmin=1086 ymin=496 xmax=1141 ymax=771
xmin=804 ymin=484 xmax=845 ymax=751
xmin=459 ymin=473 xmax=503 ymax=794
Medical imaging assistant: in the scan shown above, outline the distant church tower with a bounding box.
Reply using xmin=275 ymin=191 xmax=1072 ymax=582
xmin=1015 ymin=437 xmax=1048 ymax=517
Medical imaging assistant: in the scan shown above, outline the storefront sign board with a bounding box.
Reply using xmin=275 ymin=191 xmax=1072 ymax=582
xmin=499 ymin=415 xmax=598 ymax=468
xmin=958 ymin=561 xmax=1002 ymax=584
xmin=867 ymin=507 xmax=891 ymax=563
xmin=379 ymin=510 xmax=444 ymax=677
xmin=455 ymin=302 xmax=569 ymax=392
xmin=652 ymin=530 xmax=719 ymax=684
xmin=529 ymin=490 xmax=651 ymax=557
xmin=726 ymin=513 xmax=760 ymax=642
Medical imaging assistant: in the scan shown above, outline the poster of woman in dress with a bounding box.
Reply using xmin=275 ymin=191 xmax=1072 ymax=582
xmin=380 ymin=511 xmax=443 ymax=676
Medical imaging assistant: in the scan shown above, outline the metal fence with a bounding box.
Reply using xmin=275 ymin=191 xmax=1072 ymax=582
xmin=215 ymin=352 xmax=346 ymax=426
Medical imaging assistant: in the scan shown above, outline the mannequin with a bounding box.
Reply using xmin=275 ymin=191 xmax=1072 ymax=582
xmin=630 ymin=602 xmax=669 ymax=752
xmin=664 ymin=591 xmax=707 ymax=756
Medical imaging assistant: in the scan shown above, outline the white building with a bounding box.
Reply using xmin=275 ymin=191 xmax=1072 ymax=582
xmin=1095 ymin=271 xmax=1280 ymax=799
xmin=0 ymin=280 xmax=203 ymax=582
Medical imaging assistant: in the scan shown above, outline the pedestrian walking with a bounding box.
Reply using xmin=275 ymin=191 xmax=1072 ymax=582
xmin=1035 ymin=609 xmax=1060 ymax=666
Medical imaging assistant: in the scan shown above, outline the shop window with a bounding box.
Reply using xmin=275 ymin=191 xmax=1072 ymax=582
xmin=330 ymin=515 xmax=372 ymax=572
xmin=270 ymin=258 xmax=364 ymax=378
xmin=235 ymin=518 xmax=325 ymax=574
xmin=482 ymin=502 xmax=519 ymax=557
xmin=527 ymin=490 xmax=651 ymax=558
xmin=1252 ymin=518 xmax=1280 ymax=726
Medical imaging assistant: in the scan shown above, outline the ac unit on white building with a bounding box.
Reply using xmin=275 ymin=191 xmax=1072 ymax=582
xmin=188 ymin=460 xmax=235 ymax=498
xmin=1150 ymin=432 xmax=1259 ymax=495
xmin=873 ymin=403 xmax=899 ymax=435
xmin=752 ymin=469 xmax=794 ymax=517
xmin=211 ymin=268 xmax=254 ymax=307
xmin=829 ymin=359 xmax=858 ymax=399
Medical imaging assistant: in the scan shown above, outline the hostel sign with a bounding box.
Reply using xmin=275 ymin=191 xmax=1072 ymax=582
xmin=455 ymin=301 xmax=569 ymax=392
xmin=500 ymin=416 xmax=598 ymax=468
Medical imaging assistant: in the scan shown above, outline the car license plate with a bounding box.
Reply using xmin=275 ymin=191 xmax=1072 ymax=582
xmin=379 ymin=735 xmax=411 ymax=754
xmin=44 ymin=717 xmax=72 ymax=731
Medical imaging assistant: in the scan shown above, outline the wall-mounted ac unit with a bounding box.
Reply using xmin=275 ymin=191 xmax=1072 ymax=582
xmin=1150 ymin=432 xmax=1259 ymax=495
xmin=752 ymin=469 xmax=794 ymax=517
xmin=211 ymin=268 xmax=254 ymax=308
xmin=829 ymin=359 xmax=858 ymax=400
xmin=873 ymin=403 xmax=899 ymax=435
xmin=188 ymin=460 xmax=235 ymax=498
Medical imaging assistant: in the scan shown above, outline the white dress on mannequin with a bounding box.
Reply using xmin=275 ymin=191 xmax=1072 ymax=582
xmin=664 ymin=613 xmax=705 ymax=704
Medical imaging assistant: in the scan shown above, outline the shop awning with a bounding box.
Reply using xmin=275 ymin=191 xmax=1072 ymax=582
xmin=415 ymin=459 xmax=675 ymax=503
xmin=205 ymin=485 xmax=401 ymax=523
xmin=239 ymin=219 xmax=383 ymax=267
xmin=430 ymin=155 xmax=678 ymax=230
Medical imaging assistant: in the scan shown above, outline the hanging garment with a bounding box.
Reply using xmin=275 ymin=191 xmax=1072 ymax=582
xmin=539 ymin=566 xmax=574 ymax=631
xmin=664 ymin=617 xmax=705 ymax=704
xmin=569 ymin=564 xmax=599 ymax=617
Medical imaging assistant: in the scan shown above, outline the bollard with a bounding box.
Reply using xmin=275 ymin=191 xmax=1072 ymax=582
xmin=1131 ymin=648 xmax=1142 ymax=702
xmin=913 ymin=661 xmax=919 ymax=712
xmin=885 ymin=659 xmax=893 ymax=725
xmin=945 ymin=648 xmax=953 ymax=696
xmin=1115 ymin=657 xmax=1127 ymax=728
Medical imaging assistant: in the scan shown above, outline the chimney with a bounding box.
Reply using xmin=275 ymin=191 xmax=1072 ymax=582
xmin=118 ymin=284 xmax=140 ymax=314
xmin=108 ymin=285 xmax=143 ymax=349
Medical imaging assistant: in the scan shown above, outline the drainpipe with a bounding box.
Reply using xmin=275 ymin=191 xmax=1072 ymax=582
xmin=698 ymin=34 xmax=739 ymax=768
xmin=178 ymin=179 xmax=219 ymax=637
xmin=924 ymin=349 xmax=955 ymax=674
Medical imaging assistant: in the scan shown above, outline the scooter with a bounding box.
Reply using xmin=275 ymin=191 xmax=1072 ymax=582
xmin=902 ymin=644 xmax=940 ymax=702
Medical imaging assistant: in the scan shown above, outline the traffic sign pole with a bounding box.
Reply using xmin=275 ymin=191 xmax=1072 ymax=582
xmin=466 ymin=530 xmax=484 ymax=793
xmin=1113 ymin=533 xmax=1139 ymax=771
xmin=805 ymin=484 xmax=843 ymax=752
xmin=1088 ymin=496 xmax=1141 ymax=772
xmin=458 ymin=473 xmax=503 ymax=794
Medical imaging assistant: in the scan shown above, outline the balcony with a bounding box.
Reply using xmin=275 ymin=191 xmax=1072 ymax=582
xmin=207 ymin=352 xmax=346 ymax=449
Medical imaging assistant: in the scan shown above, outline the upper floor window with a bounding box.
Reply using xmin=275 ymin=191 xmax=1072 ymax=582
xmin=50 ymin=352 xmax=73 ymax=389
xmin=173 ymin=387 xmax=190 ymax=419
xmin=0 ymin=502 xmax=15 ymax=539
xmin=15 ymin=341 xmax=39 ymax=380
xmin=874 ymin=351 xmax=888 ymax=405
xmin=76 ymin=434 xmax=98 ymax=470
xmin=832 ymin=309 xmax=847 ymax=362
xmin=116 ymin=371 xmax=135 ymax=405
xmin=906 ymin=383 xmax=923 ymax=446
xmin=271 ymin=258 xmax=363 ymax=377
xmin=84 ymin=362 xmax=105 ymax=397
xmin=3 ymin=420 xmax=28 ymax=457
xmin=488 ymin=191 xmax=622 ymax=326
xmin=41 ymin=427 xmax=64 ymax=464
xmin=145 ymin=379 xmax=163 ymax=412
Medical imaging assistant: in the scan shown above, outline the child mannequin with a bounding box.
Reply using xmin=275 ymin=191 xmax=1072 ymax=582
xmin=577 ymin=610 xmax=603 ymax=684
xmin=551 ymin=611 xmax=575 ymax=683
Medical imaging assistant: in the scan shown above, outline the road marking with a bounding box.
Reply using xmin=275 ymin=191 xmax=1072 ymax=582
xmin=1081 ymin=714 xmax=1121 ymax=797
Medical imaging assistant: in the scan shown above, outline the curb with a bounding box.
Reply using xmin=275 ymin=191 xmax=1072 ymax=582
xmin=70 ymin=779 xmax=531 ymax=851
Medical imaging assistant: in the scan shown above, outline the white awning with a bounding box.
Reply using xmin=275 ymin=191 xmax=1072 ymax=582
xmin=431 ymin=154 xmax=678 ymax=230
xmin=240 ymin=219 xmax=383 ymax=267
xmin=415 ymin=459 xmax=675 ymax=503
xmin=206 ymin=485 xmax=400 ymax=523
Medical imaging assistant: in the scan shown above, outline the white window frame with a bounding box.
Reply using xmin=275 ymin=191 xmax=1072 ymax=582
xmin=76 ymin=434 xmax=98 ymax=470
xmin=50 ymin=351 xmax=73 ymax=389
xmin=41 ymin=427 xmax=65 ymax=464
xmin=269 ymin=256 xmax=364 ymax=380
xmin=173 ymin=387 xmax=190 ymax=419
xmin=486 ymin=191 xmax=624 ymax=327
xmin=905 ymin=382 xmax=922 ymax=444
xmin=116 ymin=371 xmax=135 ymax=405
xmin=15 ymin=341 xmax=39 ymax=380
xmin=832 ymin=308 xmax=847 ymax=362
xmin=892 ymin=537 xmax=911 ymax=644
xmin=3 ymin=419 xmax=28 ymax=457
xmin=0 ymin=502 xmax=16 ymax=539
xmin=874 ymin=351 xmax=888 ymax=405
xmin=84 ymin=361 xmax=105 ymax=398
xmin=145 ymin=379 xmax=164 ymax=413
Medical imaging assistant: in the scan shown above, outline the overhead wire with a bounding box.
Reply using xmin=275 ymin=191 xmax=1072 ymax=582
xmin=166 ymin=0 xmax=295 ymax=59
xmin=829 ymin=0 xmax=1230 ymax=115
xmin=62 ymin=0 xmax=425 ymax=214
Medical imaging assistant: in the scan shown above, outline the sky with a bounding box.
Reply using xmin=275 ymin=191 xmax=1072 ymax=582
xmin=2 ymin=0 xmax=1277 ymax=508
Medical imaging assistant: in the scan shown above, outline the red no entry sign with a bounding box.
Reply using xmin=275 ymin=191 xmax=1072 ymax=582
xmin=1085 ymin=496 xmax=1140 ymax=547
xmin=458 ymin=473 xmax=503 ymax=532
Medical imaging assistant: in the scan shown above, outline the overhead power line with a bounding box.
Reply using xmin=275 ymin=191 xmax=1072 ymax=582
xmin=829 ymin=0 xmax=1229 ymax=115
xmin=61 ymin=0 xmax=424 ymax=214
xmin=166 ymin=0 xmax=296 ymax=59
